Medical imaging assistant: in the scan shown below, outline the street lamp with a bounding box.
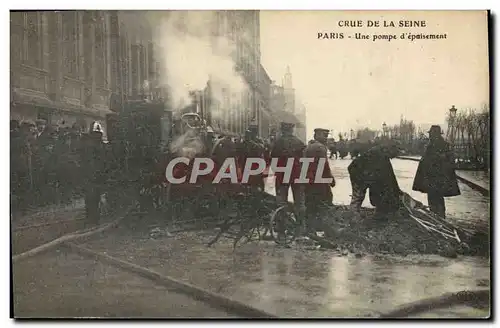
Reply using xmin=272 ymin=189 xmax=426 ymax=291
xmin=449 ymin=105 xmax=457 ymax=118
xmin=350 ymin=129 xmax=354 ymax=140
xmin=447 ymin=105 xmax=458 ymax=143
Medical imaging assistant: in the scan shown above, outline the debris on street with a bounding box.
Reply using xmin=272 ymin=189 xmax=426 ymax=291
xmin=314 ymin=204 xmax=488 ymax=258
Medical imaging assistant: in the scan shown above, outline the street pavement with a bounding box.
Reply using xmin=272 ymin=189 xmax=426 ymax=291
xmin=13 ymin=250 xmax=236 ymax=318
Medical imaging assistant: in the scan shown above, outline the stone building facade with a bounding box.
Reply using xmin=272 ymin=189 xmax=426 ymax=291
xmin=10 ymin=10 xmax=274 ymax=139
xmin=208 ymin=10 xmax=270 ymax=137
xmin=10 ymin=11 xmax=115 ymax=133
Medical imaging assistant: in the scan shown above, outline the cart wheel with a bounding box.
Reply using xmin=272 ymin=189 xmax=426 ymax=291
xmin=269 ymin=205 xmax=298 ymax=246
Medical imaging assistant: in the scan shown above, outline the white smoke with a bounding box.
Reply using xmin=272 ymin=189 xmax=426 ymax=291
xmin=169 ymin=129 xmax=206 ymax=159
xmin=153 ymin=11 xmax=248 ymax=115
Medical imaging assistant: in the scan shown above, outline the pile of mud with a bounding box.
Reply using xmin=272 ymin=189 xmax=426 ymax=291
xmin=314 ymin=206 xmax=489 ymax=258
xmin=130 ymin=190 xmax=489 ymax=259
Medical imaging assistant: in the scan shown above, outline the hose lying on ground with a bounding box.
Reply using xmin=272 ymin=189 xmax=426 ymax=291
xmin=378 ymin=289 xmax=490 ymax=318
xmin=12 ymin=207 xmax=133 ymax=263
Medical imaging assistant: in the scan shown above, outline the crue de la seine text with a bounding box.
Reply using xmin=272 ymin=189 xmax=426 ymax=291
xmin=317 ymin=20 xmax=448 ymax=41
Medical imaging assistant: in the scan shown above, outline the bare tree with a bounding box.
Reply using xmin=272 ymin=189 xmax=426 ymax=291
xmin=447 ymin=105 xmax=490 ymax=169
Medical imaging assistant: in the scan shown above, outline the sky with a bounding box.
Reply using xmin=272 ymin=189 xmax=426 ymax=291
xmin=259 ymin=11 xmax=490 ymax=139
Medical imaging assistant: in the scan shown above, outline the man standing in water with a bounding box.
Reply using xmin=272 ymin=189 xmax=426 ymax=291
xmin=412 ymin=125 xmax=460 ymax=218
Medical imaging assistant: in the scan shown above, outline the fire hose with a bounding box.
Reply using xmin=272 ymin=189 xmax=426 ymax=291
xmin=378 ymin=289 xmax=490 ymax=318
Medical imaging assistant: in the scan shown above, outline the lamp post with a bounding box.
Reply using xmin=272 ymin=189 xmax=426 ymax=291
xmin=449 ymin=105 xmax=457 ymax=117
xmin=350 ymin=129 xmax=354 ymax=140
xmin=382 ymin=122 xmax=387 ymax=138
xmin=447 ymin=105 xmax=459 ymax=159
xmin=447 ymin=105 xmax=458 ymax=142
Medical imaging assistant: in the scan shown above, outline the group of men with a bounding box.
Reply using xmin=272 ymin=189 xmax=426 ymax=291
xmin=10 ymin=118 xmax=112 ymax=227
xmin=11 ymin=113 xmax=459 ymax=232
xmin=10 ymin=119 xmax=86 ymax=211
xmin=266 ymin=122 xmax=460 ymax=238
xmin=269 ymin=123 xmax=336 ymax=235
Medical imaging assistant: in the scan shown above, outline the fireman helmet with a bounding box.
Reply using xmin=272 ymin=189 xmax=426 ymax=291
xmin=181 ymin=113 xmax=202 ymax=129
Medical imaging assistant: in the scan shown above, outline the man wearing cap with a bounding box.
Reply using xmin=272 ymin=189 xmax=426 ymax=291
xmin=348 ymin=140 xmax=402 ymax=218
xmin=238 ymin=121 xmax=267 ymax=191
xmin=303 ymin=128 xmax=336 ymax=233
xmin=271 ymin=122 xmax=307 ymax=235
xmin=412 ymin=125 xmax=460 ymax=218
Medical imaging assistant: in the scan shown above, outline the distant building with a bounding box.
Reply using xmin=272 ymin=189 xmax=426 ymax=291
xmin=268 ymin=67 xmax=306 ymax=142
xmin=208 ymin=10 xmax=266 ymax=137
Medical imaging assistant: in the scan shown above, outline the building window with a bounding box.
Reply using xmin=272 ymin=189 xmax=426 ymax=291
xmin=148 ymin=42 xmax=155 ymax=79
xmin=139 ymin=44 xmax=147 ymax=88
xmin=61 ymin=12 xmax=79 ymax=77
xmin=94 ymin=13 xmax=107 ymax=87
xmin=131 ymin=44 xmax=139 ymax=96
xmin=16 ymin=12 xmax=43 ymax=68
xmin=119 ymin=29 xmax=129 ymax=96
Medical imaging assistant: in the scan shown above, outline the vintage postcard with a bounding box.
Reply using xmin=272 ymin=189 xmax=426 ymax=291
xmin=10 ymin=10 xmax=490 ymax=318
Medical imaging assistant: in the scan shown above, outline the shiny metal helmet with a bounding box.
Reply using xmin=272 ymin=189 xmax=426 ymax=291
xmin=181 ymin=112 xmax=202 ymax=129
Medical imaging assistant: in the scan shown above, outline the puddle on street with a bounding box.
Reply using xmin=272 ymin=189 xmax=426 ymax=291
xmin=220 ymin=244 xmax=490 ymax=317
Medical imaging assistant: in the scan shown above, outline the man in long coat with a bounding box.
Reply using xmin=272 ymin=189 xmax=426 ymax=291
xmin=271 ymin=122 xmax=307 ymax=235
xmin=348 ymin=141 xmax=402 ymax=216
xmin=304 ymin=128 xmax=336 ymax=232
xmin=238 ymin=122 xmax=267 ymax=191
xmin=81 ymin=125 xmax=106 ymax=226
xmin=412 ymin=125 xmax=460 ymax=218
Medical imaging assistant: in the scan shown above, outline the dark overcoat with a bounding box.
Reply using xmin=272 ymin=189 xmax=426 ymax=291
xmin=348 ymin=145 xmax=401 ymax=212
xmin=412 ymin=137 xmax=461 ymax=197
xmin=270 ymin=134 xmax=306 ymax=185
xmin=303 ymin=140 xmax=334 ymax=205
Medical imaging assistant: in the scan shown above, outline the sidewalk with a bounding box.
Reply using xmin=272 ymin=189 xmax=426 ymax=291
xmin=12 ymin=198 xmax=85 ymax=229
xmin=397 ymin=156 xmax=490 ymax=194
xmin=455 ymin=170 xmax=490 ymax=193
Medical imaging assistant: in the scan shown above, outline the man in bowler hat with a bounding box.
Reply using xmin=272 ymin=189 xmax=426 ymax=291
xmin=412 ymin=125 xmax=460 ymax=218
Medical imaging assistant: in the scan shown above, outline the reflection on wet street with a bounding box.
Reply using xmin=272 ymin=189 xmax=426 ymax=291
xmin=227 ymin=244 xmax=490 ymax=317
xmin=83 ymin=231 xmax=491 ymax=318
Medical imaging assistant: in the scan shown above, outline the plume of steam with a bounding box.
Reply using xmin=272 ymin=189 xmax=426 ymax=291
xmin=169 ymin=129 xmax=205 ymax=159
xmin=153 ymin=11 xmax=249 ymax=116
